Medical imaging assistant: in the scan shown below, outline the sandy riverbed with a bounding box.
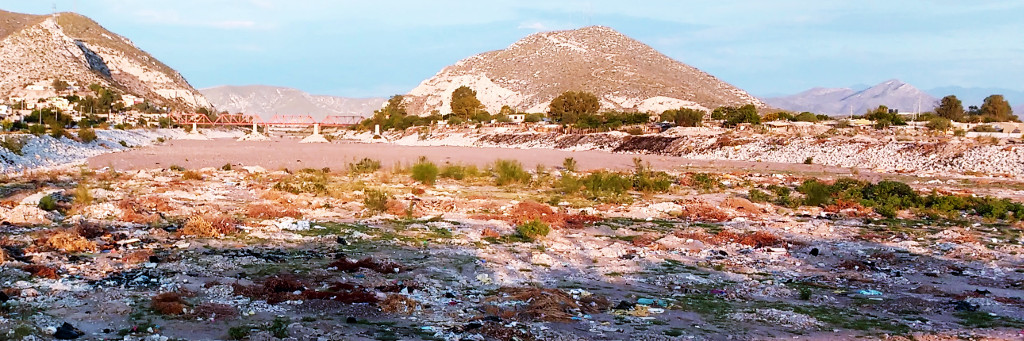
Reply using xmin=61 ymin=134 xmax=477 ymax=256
xmin=89 ymin=138 xmax=862 ymax=176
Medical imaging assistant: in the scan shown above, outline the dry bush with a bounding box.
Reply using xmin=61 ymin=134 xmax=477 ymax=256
xmin=502 ymin=201 xmax=602 ymax=229
xmin=245 ymin=203 xmax=301 ymax=220
xmin=481 ymin=228 xmax=501 ymax=239
xmin=121 ymin=249 xmax=154 ymax=264
xmin=380 ymin=294 xmax=418 ymax=314
xmin=46 ymin=230 xmax=98 ymax=253
xmin=118 ymin=200 xmax=161 ymax=224
xmin=721 ymin=197 xmax=760 ymax=216
xmin=495 ymin=287 xmax=581 ymax=322
xmin=137 ymin=196 xmax=173 ymax=212
xmin=233 ymin=275 xmax=379 ymax=305
xmin=674 ymin=230 xmax=782 ymax=248
xmin=631 ymin=233 xmax=660 ymax=247
xmin=74 ymin=221 xmax=108 ymax=239
xmin=21 ymin=264 xmax=58 ymax=279
xmin=0 ymin=248 xmax=6 ymax=264
xmin=179 ymin=214 xmax=239 ymax=238
xmin=328 ymin=256 xmax=402 ymax=274
xmin=151 ymin=292 xmax=187 ymax=315
xmin=823 ymin=199 xmax=873 ymax=217
xmin=837 ymin=259 xmax=870 ymax=271
xmin=676 ymin=200 xmax=731 ymax=222
xmin=181 ymin=170 xmax=204 ymax=181
xmin=478 ymin=322 xmax=537 ymax=341
xmin=385 ymin=199 xmax=408 ymax=216
xmin=193 ymin=303 xmax=237 ymax=320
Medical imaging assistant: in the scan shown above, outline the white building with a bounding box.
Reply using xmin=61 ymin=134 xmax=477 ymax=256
xmin=0 ymin=105 xmax=9 ymax=117
xmin=509 ymin=114 xmax=525 ymax=123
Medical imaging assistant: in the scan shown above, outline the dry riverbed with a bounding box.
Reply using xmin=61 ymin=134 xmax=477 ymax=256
xmin=0 ymin=142 xmax=1022 ymax=340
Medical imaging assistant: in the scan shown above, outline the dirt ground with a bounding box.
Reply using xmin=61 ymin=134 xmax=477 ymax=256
xmin=87 ymin=138 xmax=863 ymax=176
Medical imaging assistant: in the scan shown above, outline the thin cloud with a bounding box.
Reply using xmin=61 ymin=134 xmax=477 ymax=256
xmin=517 ymin=21 xmax=549 ymax=31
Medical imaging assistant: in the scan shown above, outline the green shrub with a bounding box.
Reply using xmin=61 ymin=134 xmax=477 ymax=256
xmin=78 ymin=128 xmax=97 ymax=142
xmin=169 ymin=165 xmax=185 ymax=172
xmin=797 ymin=179 xmax=832 ymax=206
xmin=410 ymin=157 xmax=439 ymax=185
xmin=363 ymin=189 xmax=390 ymax=213
xmin=557 ymin=172 xmax=583 ymax=195
xmin=273 ymin=168 xmax=329 ymax=194
xmin=515 ymin=219 xmax=550 ymax=241
xmin=632 ymin=158 xmax=672 ymax=193
xmin=493 ymin=159 xmax=531 ymax=186
xmin=440 ymin=163 xmax=479 ymax=180
xmin=562 ymin=157 xmax=577 ymax=172
xmin=221 ymin=163 xmax=232 ymax=171
xmin=748 ymin=189 xmax=772 ymax=203
xmin=690 ymin=173 xmax=722 ymax=192
xmin=118 ymin=140 xmax=128 ymax=147
xmin=38 ymin=194 xmax=58 ymax=211
xmin=29 ymin=124 xmax=46 ymax=136
xmin=228 ymin=326 xmax=252 ymax=340
xmin=581 ymin=171 xmax=632 ymax=196
xmin=348 ymin=158 xmax=381 ymax=174
xmin=73 ymin=183 xmax=92 ymax=206
xmin=0 ymin=136 xmax=26 ymax=155
xmin=803 ymin=157 xmax=813 ymax=165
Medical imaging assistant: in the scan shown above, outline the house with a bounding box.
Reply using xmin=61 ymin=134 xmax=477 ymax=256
xmin=121 ymin=94 xmax=145 ymax=107
xmin=0 ymin=105 xmax=9 ymax=117
xmin=508 ymin=114 xmax=525 ymax=123
xmin=46 ymin=97 xmax=71 ymax=111
xmin=25 ymin=84 xmax=46 ymax=91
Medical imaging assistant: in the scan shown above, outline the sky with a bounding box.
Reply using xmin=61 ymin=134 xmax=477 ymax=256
xmin=2 ymin=0 xmax=1023 ymax=101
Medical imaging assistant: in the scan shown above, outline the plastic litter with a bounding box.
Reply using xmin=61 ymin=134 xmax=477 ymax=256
xmin=857 ymin=289 xmax=882 ymax=296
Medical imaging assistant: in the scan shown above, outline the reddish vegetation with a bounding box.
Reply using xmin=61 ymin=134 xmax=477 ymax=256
xmin=152 ymin=292 xmax=188 ymax=315
xmin=43 ymin=230 xmax=98 ymax=253
xmin=21 ymin=264 xmax=58 ymax=279
xmin=481 ymin=228 xmax=501 ymax=239
xmin=630 ymin=233 xmax=661 ymax=247
xmin=118 ymin=199 xmax=161 ymax=224
xmin=245 ymin=203 xmax=301 ymax=219
xmin=484 ymin=287 xmax=609 ymax=323
xmin=328 ymin=256 xmax=402 ymax=274
xmin=675 ymin=230 xmax=782 ymax=248
xmin=121 ymin=249 xmax=154 ymax=264
xmin=823 ymin=199 xmax=873 ymax=217
xmin=475 ymin=201 xmax=601 ymax=229
xmin=233 ymin=274 xmax=381 ymax=305
xmin=193 ymin=303 xmax=237 ymax=320
xmin=676 ymin=200 xmax=731 ymax=222
xmin=379 ymin=294 xmax=418 ymax=314
xmin=178 ymin=215 xmax=238 ymax=237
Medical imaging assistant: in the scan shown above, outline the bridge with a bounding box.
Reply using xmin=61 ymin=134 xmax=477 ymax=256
xmin=168 ymin=113 xmax=364 ymax=138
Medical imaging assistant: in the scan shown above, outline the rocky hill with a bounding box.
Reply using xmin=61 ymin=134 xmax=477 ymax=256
xmin=0 ymin=10 xmax=208 ymax=109
xmin=404 ymin=26 xmax=764 ymax=116
xmin=201 ymin=85 xmax=384 ymax=120
xmin=765 ymin=80 xmax=937 ymax=116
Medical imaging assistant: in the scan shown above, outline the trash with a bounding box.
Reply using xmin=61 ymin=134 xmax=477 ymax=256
xmin=476 ymin=274 xmax=491 ymax=284
xmin=0 ymin=291 xmax=8 ymax=302
xmin=336 ymin=237 xmax=348 ymax=245
xmin=54 ymin=322 xmax=83 ymax=339
xmin=809 ymin=248 xmax=819 ymax=256
xmin=857 ymin=289 xmax=882 ymax=296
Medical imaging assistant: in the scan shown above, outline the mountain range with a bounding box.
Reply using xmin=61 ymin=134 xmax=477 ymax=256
xmin=200 ymin=85 xmax=384 ymax=120
xmin=404 ymin=26 xmax=764 ymax=116
xmin=0 ymin=10 xmax=207 ymax=109
xmin=763 ymin=80 xmax=937 ymax=116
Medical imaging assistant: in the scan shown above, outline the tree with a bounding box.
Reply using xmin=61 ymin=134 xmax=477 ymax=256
xmin=793 ymin=112 xmax=819 ymax=122
xmin=661 ymin=108 xmax=704 ymax=127
xmin=52 ymin=79 xmax=69 ymax=92
xmin=450 ymin=86 xmax=482 ymax=119
xmin=925 ymin=117 xmax=952 ymax=132
xmin=934 ymin=95 xmax=965 ymax=122
xmin=549 ymin=91 xmax=599 ymax=124
xmin=980 ymin=94 xmax=1016 ymax=122
xmin=718 ymin=104 xmax=760 ymax=127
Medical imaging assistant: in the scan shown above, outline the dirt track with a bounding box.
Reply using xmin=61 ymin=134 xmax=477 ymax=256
xmin=88 ymin=138 xmax=864 ymax=176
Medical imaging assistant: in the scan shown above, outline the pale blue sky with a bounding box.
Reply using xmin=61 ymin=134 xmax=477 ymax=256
xmin=3 ymin=0 xmax=1023 ymax=101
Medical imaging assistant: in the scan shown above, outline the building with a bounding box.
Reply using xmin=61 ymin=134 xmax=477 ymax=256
xmin=0 ymin=105 xmax=8 ymax=117
xmin=121 ymin=94 xmax=145 ymax=107
xmin=508 ymin=114 xmax=525 ymax=123
xmin=46 ymin=97 xmax=71 ymax=111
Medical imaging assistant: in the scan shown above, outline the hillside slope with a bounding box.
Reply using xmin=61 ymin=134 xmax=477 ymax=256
xmin=201 ymin=85 xmax=384 ymax=119
xmin=404 ymin=26 xmax=763 ymax=116
xmin=0 ymin=10 xmax=208 ymax=109
xmin=764 ymin=80 xmax=937 ymax=116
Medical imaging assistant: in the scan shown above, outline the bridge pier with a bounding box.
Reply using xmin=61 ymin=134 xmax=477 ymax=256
xmin=300 ymin=123 xmax=328 ymax=143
